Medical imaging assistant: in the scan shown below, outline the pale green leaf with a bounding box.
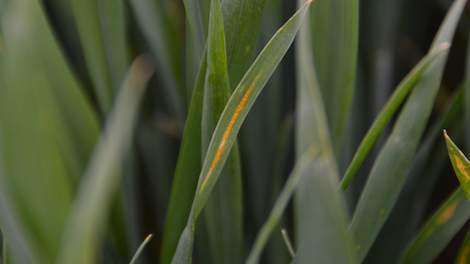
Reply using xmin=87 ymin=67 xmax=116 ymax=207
xmin=349 ymin=0 xmax=466 ymax=261
xmin=58 ymin=56 xmax=153 ymax=264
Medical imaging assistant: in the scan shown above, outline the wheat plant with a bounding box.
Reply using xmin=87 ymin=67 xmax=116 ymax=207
xmin=0 ymin=0 xmax=469 ymax=263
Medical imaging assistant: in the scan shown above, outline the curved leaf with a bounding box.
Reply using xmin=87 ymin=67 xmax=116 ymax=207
xmin=246 ymin=148 xmax=319 ymax=264
xmin=0 ymin=1 xmax=99 ymax=261
xmin=445 ymin=131 xmax=470 ymax=198
xmin=349 ymin=0 xmax=466 ymax=261
xmin=129 ymin=234 xmax=153 ymax=264
xmin=58 ymin=56 xmax=153 ymax=264
xmin=295 ymin=0 xmax=356 ymax=262
xmin=399 ymin=188 xmax=470 ymax=263
xmin=171 ymin=2 xmax=312 ymax=262
xmin=201 ymin=0 xmax=243 ymax=262
xmin=341 ymin=44 xmax=450 ymax=190
xmin=310 ymin=0 xmax=359 ymax=152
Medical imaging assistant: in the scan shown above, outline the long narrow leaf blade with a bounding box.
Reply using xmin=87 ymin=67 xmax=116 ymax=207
xmin=58 ymin=56 xmax=154 ymax=264
xmin=341 ymin=44 xmax=450 ymax=190
xmin=0 ymin=0 xmax=99 ymax=260
xmin=160 ymin=57 xmax=207 ymax=264
xmin=309 ymin=0 xmax=359 ymax=151
xmin=70 ymin=0 xmax=113 ymax=113
xmin=171 ymin=2 xmax=312 ymax=262
xmin=399 ymin=188 xmax=470 ymax=263
xmin=456 ymin=228 xmax=470 ymax=263
xmin=161 ymin=0 xmax=269 ymax=261
xmin=295 ymin=0 xmax=355 ymax=262
xmin=129 ymin=234 xmax=153 ymax=264
xmin=465 ymin=33 xmax=470 ymax=152
xmin=192 ymin=0 xmax=312 ymax=223
xmin=130 ymin=0 xmax=186 ymax=124
xmin=201 ymin=0 xmax=243 ymax=262
xmin=349 ymin=0 xmax=466 ymax=261
xmin=0 ymin=170 xmax=37 ymax=263
xmin=246 ymin=148 xmax=319 ymax=264
xmin=223 ymin=0 xmax=267 ymax=87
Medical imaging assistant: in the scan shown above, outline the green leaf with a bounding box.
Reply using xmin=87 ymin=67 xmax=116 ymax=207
xmin=341 ymin=44 xmax=450 ymax=190
xmin=58 ymin=56 xmax=153 ymax=264
xmin=246 ymin=147 xmax=319 ymax=264
xmin=399 ymin=188 xmax=470 ymax=263
xmin=309 ymin=0 xmax=359 ymax=152
xmin=295 ymin=0 xmax=356 ymax=262
xmin=69 ymin=0 xmax=129 ymax=114
xmin=365 ymin=89 xmax=465 ymax=263
xmin=456 ymin=228 xmax=470 ymax=264
xmin=223 ymin=0 xmax=267 ymax=87
xmin=241 ymin=0 xmax=283 ymax=230
xmin=160 ymin=57 xmax=207 ymax=264
xmin=201 ymin=0 xmax=243 ymax=262
xmin=0 ymin=0 xmax=99 ymax=261
xmin=129 ymin=234 xmax=153 ymax=264
xmin=0 ymin=177 xmax=37 ymax=263
xmin=465 ymin=33 xmax=470 ymax=153
xmin=349 ymin=0 xmax=466 ymax=261
xmin=444 ymin=131 xmax=470 ymax=199
xmin=130 ymin=0 xmax=186 ymax=125
xmin=70 ymin=0 xmax=113 ymax=113
xmin=98 ymin=0 xmax=129 ymax=90
xmin=162 ymin=0 xmax=268 ymax=260
xmin=171 ymin=2 xmax=312 ymax=262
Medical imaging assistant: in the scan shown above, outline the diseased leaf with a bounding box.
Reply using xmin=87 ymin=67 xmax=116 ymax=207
xmin=161 ymin=0 xmax=268 ymax=260
xmin=58 ymin=56 xmax=153 ymax=264
xmin=456 ymin=228 xmax=470 ymax=264
xmin=444 ymin=131 xmax=470 ymax=198
xmin=201 ymin=0 xmax=243 ymax=262
xmin=171 ymin=2 xmax=312 ymax=262
xmin=349 ymin=0 xmax=466 ymax=261
xmin=399 ymin=188 xmax=470 ymax=263
xmin=365 ymin=88 xmax=465 ymax=264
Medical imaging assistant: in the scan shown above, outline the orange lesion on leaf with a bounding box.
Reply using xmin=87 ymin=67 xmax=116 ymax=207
xmin=455 ymin=157 xmax=470 ymax=182
xmin=437 ymin=202 xmax=458 ymax=225
xmin=457 ymin=244 xmax=470 ymax=264
xmin=199 ymin=76 xmax=259 ymax=193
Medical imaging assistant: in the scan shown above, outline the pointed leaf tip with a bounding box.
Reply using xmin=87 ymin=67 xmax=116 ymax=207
xmin=444 ymin=132 xmax=470 ymax=200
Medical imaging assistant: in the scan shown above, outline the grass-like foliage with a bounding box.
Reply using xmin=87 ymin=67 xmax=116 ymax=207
xmin=0 ymin=0 xmax=469 ymax=263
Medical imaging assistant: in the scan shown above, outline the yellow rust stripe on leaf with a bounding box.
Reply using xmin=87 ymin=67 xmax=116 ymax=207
xmin=199 ymin=76 xmax=259 ymax=193
xmin=455 ymin=157 xmax=470 ymax=182
xmin=457 ymin=244 xmax=470 ymax=264
xmin=437 ymin=202 xmax=458 ymax=225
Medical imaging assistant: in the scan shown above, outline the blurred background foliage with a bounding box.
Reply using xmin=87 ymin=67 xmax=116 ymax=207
xmin=0 ymin=0 xmax=470 ymax=263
